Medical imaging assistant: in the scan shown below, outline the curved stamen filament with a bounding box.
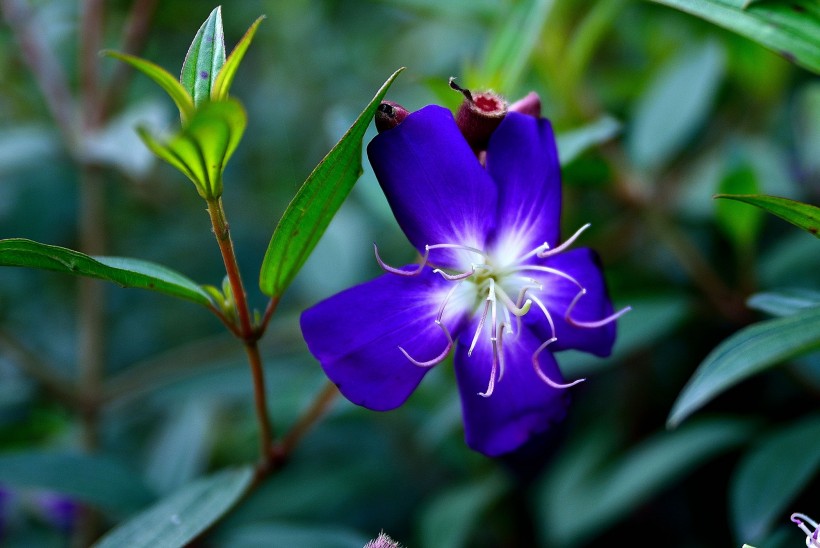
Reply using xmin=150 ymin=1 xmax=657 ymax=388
xmin=436 ymin=281 xmax=464 ymax=323
xmin=537 ymin=223 xmax=591 ymax=259
xmin=529 ymin=294 xmax=556 ymax=340
xmin=494 ymin=285 xmax=532 ymax=316
xmin=399 ymin=320 xmax=453 ymax=368
xmin=433 ymin=267 xmax=476 ymax=281
xmin=479 ymin=281 xmax=499 ymax=397
xmin=426 ymin=243 xmax=488 ymax=259
xmin=565 ymin=288 xmax=632 ymax=328
xmin=532 ymin=337 xmax=585 ymax=389
xmin=793 ymin=514 xmax=820 ymax=546
xmin=514 ymin=265 xmax=585 ymax=289
xmin=468 ymin=299 xmax=490 ymax=357
xmin=374 ymin=243 xmax=428 ymax=276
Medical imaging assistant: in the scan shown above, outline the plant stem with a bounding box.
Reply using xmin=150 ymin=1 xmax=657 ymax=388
xmin=205 ymin=197 xmax=275 ymax=462
xmin=206 ymin=197 xmax=255 ymax=339
xmin=245 ymin=341 xmax=274 ymax=467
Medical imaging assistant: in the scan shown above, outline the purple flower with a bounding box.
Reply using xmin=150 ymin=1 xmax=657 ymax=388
xmin=301 ymin=103 xmax=627 ymax=456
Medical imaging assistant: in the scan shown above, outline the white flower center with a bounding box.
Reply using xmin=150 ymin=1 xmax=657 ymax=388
xmin=374 ymin=224 xmax=629 ymax=397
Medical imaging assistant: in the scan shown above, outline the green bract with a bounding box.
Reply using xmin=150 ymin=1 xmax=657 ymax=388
xmin=105 ymin=8 xmax=263 ymax=199
xmin=138 ymin=100 xmax=247 ymax=200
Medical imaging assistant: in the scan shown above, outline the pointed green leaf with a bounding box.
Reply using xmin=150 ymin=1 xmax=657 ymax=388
xmin=181 ymin=7 xmax=226 ymax=108
xmin=668 ymin=306 xmax=820 ymax=428
xmin=628 ymin=40 xmax=724 ymax=170
xmin=731 ymin=415 xmax=820 ymax=542
xmin=714 ymin=194 xmax=820 ymax=238
xmin=747 ymin=289 xmax=820 ymax=318
xmin=138 ymin=99 xmax=247 ymax=199
xmin=648 ymin=0 xmax=820 ymax=74
xmin=259 ymin=68 xmax=404 ymax=297
xmin=0 ymin=238 xmax=214 ymax=307
xmin=538 ymin=418 xmax=754 ymax=546
xmin=94 ymin=466 xmax=253 ymax=548
xmin=556 ymin=115 xmax=621 ymax=166
xmin=212 ymin=16 xmax=266 ymax=101
xmin=0 ymin=452 xmax=155 ymax=516
xmin=105 ymin=51 xmax=194 ymax=123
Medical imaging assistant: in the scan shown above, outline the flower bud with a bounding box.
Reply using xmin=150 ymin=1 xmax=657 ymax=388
xmin=375 ymin=101 xmax=410 ymax=133
xmin=509 ymin=91 xmax=541 ymax=118
xmin=450 ymin=77 xmax=507 ymax=152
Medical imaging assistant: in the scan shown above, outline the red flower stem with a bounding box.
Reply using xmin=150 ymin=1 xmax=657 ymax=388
xmin=206 ymin=197 xmax=275 ymax=462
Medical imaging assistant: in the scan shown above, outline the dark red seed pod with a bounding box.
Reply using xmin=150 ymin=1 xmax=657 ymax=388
xmin=375 ymin=101 xmax=410 ymax=133
xmin=449 ymin=78 xmax=508 ymax=152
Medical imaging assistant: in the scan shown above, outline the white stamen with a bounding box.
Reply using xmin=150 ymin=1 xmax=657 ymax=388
xmin=468 ymin=300 xmax=490 ymax=357
xmin=479 ymin=281 xmax=499 ymax=397
xmin=532 ymin=337 xmax=586 ymax=389
xmin=529 ymin=294 xmax=556 ymax=340
xmin=514 ymin=265 xmax=585 ymax=289
xmin=426 ymin=242 xmax=488 ymax=259
xmin=374 ymin=243 xmax=428 ymax=276
xmin=436 ymin=281 xmax=464 ymax=323
xmin=399 ymin=320 xmax=453 ymax=368
xmin=433 ymin=267 xmax=475 ymax=281
xmin=537 ymin=223 xmax=591 ymax=258
xmin=792 ymin=514 xmax=820 ymax=547
xmin=565 ymin=288 xmax=632 ymax=328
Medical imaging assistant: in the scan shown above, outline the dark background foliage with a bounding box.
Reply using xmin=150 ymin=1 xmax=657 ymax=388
xmin=0 ymin=0 xmax=818 ymax=546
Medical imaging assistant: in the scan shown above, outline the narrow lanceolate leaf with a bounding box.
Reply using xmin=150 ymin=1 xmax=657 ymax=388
xmin=731 ymin=415 xmax=820 ymax=543
xmin=556 ymin=115 xmax=621 ymax=166
xmin=105 ymin=51 xmax=194 ymax=123
xmin=259 ymin=68 xmax=404 ymax=298
xmin=715 ymin=194 xmax=820 ymax=239
xmin=0 ymin=239 xmax=214 ymax=307
xmin=94 ymin=467 xmax=253 ymax=548
xmin=747 ymin=289 xmax=820 ymax=318
xmin=667 ymin=306 xmax=820 ymax=428
xmin=139 ymin=99 xmax=247 ymax=199
xmin=0 ymin=452 xmax=155 ymax=517
xmin=181 ymin=7 xmax=226 ymax=107
xmin=212 ymin=16 xmax=266 ymax=101
xmin=648 ymin=0 xmax=820 ymax=74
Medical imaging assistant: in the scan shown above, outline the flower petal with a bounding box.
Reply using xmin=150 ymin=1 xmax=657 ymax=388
xmin=526 ymin=247 xmax=617 ymax=357
xmin=486 ymin=112 xmax=562 ymax=263
xmin=300 ymin=268 xmax=469 ymax=411
xmin=454 ymin=319 xmax=570 ymax=457
xmin=367 ymin=105 xmax=497 ymax=269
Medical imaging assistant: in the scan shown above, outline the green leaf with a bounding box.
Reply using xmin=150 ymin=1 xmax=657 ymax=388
xmin=138 ymin=99 xmax=247 ymax=199
xmin=0 ymin=452 xmax=155 ymax=516
xmin=105 ymin=51 xmax=194 ymax=123
xmin=0 ymin=238 xmax=214 ymax=307
xmin=259 ymin=68 xmax=404 ymax=298
xmin=556 ymin=115 xmax=621 ymax=166
xmin=715 ymin=166 xmax=763 ymax=252
xmin=418 ymin=474 xmax=508 ymax=548
xmin=180 ymin=7 xmax=226 ymax=108
xmin=212 ymin=16 xmax=266 ymax=101
xmin=714 ymin=194 xmax=820 ymax=238
xmin=667 ymin=306 xmax=820 ymax=428
xmin=94 ymin=466 xmax=253 ymax=548
xmin=537 ymin=418 xmax=754 ymax=546
xmin=747 ymin=289 xmax=820 ymax=317
xmin=731 ymin=415 xmax=820 ymax=542
xmin=647 ymin=0 xmax=820 ymax=74
xmin=628 ymin=40 xmax=724 ymax=170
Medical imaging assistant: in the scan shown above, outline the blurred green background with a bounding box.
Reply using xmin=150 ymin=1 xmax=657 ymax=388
xmin=0 ymin=0 xmax=818 ymax=546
